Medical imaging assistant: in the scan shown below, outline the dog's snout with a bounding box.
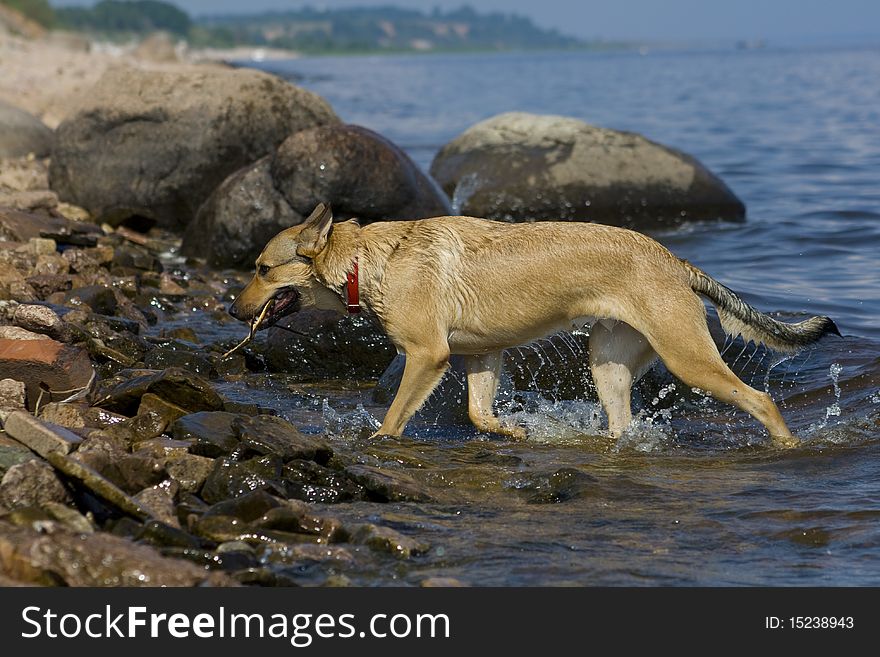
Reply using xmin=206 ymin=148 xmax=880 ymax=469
xmin=228 ymin=301 xmax=243 ymax=320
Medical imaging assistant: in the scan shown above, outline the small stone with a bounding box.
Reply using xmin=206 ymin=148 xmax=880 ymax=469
xmin=0 ymin=378 xmax=26 ymax=421
xmin=72 ymin=443 xmax=165 ymax=494
xmin=351 ymin=523 xmax=429 ymax=558
xmin=42 ymin=502 xmax=96 ymax=534
xmin=136 ymin=520 xmax=203 ymax=549
xmin=45 ymin=451 xmax=152 ymax=521
xmin=0 ymin=440 xmax=35 ymax=478
xmin=132 ymin=437 xmax=192 ymax=459
xmin=0 ymin=459 xmax=72 ymax=511
xmin=38 ymin=402 xmax=88 ymax=429
xmin=94 ymin=367 xmax=224 ymax=415
xmin=11 ymin=304 xmax=67 ymax=341
xmin=60 ymin=285 xmax=118 ymax=315
xmin=203 ymin=490 xmax=281 ymax=523
xmin=132 ymin=482 xmax=180 ymax=528
xmin=200 ymin=455 xmax=284 ymax=504
xmin=234 ymin=415 xmax=333 ymax=463
xmin=421 ymin=577 xmax=466 ymax=587
xmin=164 ymin=453 xmax=214 ymax=493
xmin=0 ymin=326 xmax=51 ymax=341
xmin=2 ymin=410 xmax=83 ymax=458
xmin=344 ymin=464 xmax=433 ymax=503
xmin=171 ymin=411 xmax=243 ymax=458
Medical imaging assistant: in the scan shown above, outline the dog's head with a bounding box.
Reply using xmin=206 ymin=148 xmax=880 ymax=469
xmin=229 ymin=202 xmax=345 ymax=323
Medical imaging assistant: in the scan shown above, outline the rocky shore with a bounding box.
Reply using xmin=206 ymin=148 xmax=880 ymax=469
xmin=0 ymin=20 xmax=743 ymax=587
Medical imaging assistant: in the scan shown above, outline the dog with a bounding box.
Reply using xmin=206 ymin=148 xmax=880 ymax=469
xmin=230 ymin=203 xmax=839 ymax=447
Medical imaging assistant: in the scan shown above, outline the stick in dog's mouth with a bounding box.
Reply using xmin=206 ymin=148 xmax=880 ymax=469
xmin=222 ymin=288 xmax=301 ymax=358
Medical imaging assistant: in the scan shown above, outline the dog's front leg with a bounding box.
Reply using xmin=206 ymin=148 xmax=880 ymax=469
xmin=464 ymin=352 xmax=526 ymax=440
xmin=373 ymin=347 xmax=451 ymax=437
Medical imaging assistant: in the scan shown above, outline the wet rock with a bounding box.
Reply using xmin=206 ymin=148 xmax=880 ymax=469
xmin=520 ymin=467 xmax=601 ymax=504
xmin=192 ymin=514 xmax=249 ymax=543
xmin=200 ymin=455 xmax=284 ymax=504
xmin=132 ymin=437 xmax=192 ymax=459
xmin=421 ymin=577 xmax=467 ymax=587
xmin=171 ymin=411 xmax=243 ymax=457
xmin=0 ymin=377 xmax=26 ymax=421
xmin=430 ymin=111 xmax=746 ymax=228
xmin=50 ymin=65 xmax=339 ymax=229
xmin=272 ymin=124 xmax=451 ymax=223
xmin=112 ymin=243 xmax=162 ymax=272
xmin=282 ymin=459 xmax=366 ymax=504
xmin=58 ymin=285 xmax=117 ymax=315
xmin=265 ymin=310 xmax=395 ymax=380
xmin=136 ymin=392 xmax=190 ymax=425
xmin=136 ymin=520 xmax=203 ymax=549
xmin=0 ymin=337 xmax=90 ymax=409
xmin=0 ymin=521 xmax=236 ymax=586
xmin=94 ymin=367 xmax=224 ymax=415
xmin=42 ymin=501 xmax=96 ymax=534
xmin=164 ymin=453 xmax=214 ymax=493
xmin=234 ymin=414 xmax=333 ymax=463
xmin=0 ymin=438 xmax=35 ymax=478
xmin=253 ymin=500 xmax=347 ymax=541
xmin=344 ymin=464 xmax=433 ymax=503
xmin=45 ymin=450 xmax=153 ymax=520
xmin=26 ymin=274 xmax=73 ymax=298
xmin=132 ymin=481 xmax=180 ymax=528
xmin=2 ymin=410 xmax=83 ymax=457
xmin=0 ymin=208 xmax=69 ymax=243
xmin=203 ymin=490 xmax=281 ymax=523
xmin=351 ymin=523 xmax=429 ymax=558
xmin=72 ymin=441 xmax=166 ymax=494
xmin=181 ymin=156 xmax=301 ymax=269
xmin=0 ymin=459 xmax=72 ymax=511
xmin=144 ymin=344 xmax=213 ymax=378
xmin=0 ymin=101 xmax=53 ymax=158
xmin=38 ymin=401 xmax=88 ymax=429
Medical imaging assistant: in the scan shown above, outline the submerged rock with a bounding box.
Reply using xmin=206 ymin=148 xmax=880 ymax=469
xmin=344 ymin=464 xmax=433 ymax=503
xmin=430 ymin=111 xmax=745 ymax=228
xmin=351 ymin=523 xmax=429 ymax=558
xmin=50 ymin=65 xmax=339 ymax=229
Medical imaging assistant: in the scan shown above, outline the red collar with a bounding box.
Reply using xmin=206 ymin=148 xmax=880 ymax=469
xmin=344 ymin=256 xmax=360 ymax=313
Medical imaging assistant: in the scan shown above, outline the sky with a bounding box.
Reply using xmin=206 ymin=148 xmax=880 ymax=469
xmin=49 ymin=0 xmax=880 ymax=43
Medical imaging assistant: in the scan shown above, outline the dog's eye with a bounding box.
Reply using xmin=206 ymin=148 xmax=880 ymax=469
xmin=258 ymin=265 xmax=270 ymax=276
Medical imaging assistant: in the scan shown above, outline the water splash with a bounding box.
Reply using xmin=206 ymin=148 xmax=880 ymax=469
xmin=321 ymin=399 xmax=380 ymax=435
xmin=806 ymin=362 xmax=844 ymax=433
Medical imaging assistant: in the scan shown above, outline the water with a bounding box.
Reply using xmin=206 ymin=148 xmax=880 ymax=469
xmin=204 ymin=47 xmax=880 ymax=585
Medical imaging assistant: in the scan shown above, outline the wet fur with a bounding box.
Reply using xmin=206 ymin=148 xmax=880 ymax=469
xmin=231 ymin=204 xmax=838 ymax=447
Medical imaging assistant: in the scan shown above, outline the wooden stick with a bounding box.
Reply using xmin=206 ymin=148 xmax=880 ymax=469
xmin=221 ymin=300 xmax=272 ymax=358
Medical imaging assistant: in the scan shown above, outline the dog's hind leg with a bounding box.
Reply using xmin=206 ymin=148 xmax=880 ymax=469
xmin=637 ymin=293 xmax=798 ymax=448
xmin=464 ymin=351 xmax=526 ymax=440
xmin=373 ymin=346 xmax=451 ymax=437
xmin=589 ymin=320 xmax=658 ymax=437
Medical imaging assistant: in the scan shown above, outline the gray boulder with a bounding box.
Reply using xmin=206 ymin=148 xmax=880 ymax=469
xmin=181 ymin=156 xmax=302 ymax=269
xmin=0 ymin=101 xmax=53 ymax=158
xmin=184 ymin=124 xmax=451 ymax=269
xmin=271 ymin=124 xmax=451 ymax=221
xmin=430 ymin=112 xmax=745 ymax=228
xmin=49 ymin=65 xmax=339 ymax=229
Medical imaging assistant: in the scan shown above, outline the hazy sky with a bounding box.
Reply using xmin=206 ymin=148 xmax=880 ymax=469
xmin=50 ymin=0 xmax=880 ymax=42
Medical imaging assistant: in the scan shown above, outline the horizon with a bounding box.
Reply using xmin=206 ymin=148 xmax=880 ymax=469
xmin=47 ymin=0 xmax=880 ymax=45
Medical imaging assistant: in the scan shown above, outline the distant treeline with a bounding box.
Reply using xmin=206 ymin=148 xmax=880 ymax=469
xmin=3 ymin=0 xmax=603 ymax=53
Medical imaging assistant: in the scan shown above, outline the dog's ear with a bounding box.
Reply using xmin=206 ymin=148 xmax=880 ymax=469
xmin=296 ymin=202 xmax=334 ymax=258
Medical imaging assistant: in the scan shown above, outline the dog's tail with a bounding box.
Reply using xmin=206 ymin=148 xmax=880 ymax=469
xmin=684 ymin=261 xmax=840 ymax=353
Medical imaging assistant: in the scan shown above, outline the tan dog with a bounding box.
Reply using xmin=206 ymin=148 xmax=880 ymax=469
xmin=230 ymin=203 xmax=839 ymax=447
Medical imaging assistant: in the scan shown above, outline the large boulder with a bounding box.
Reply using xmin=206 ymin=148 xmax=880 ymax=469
xmin=49 ymin=65 xmax=339 ymax=230
xmin=430 ymin=112 xmax=745 ymax=228
xmin=0 ymin=101 xmax=53 ymax=158
xmin=182 ymin=124 xmax=451 ymax=269
xmin=181 ymin=156 xmax=301 ymax=269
